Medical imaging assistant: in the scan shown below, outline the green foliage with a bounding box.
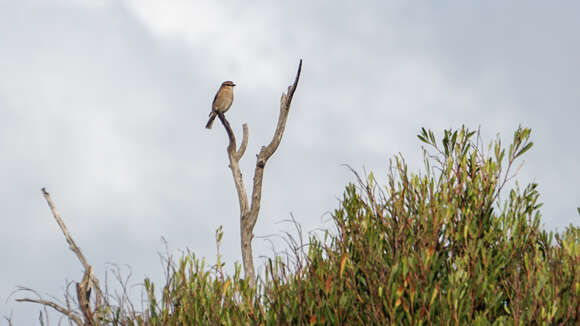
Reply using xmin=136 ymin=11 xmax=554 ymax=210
xmin=320 ymin=126 xmax=578 ymax=324
xmin=94 ymin=126 xmax=580 ymax=324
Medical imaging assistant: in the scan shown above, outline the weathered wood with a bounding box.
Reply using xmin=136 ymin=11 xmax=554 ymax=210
xmin=216 ymin=60 xmax=302 ymax=285
xmin=18 ymin=189 xmax=104 ymax=325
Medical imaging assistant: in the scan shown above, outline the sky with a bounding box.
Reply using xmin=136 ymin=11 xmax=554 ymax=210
xmin=1 ymin=0 xmax=579 ymax=323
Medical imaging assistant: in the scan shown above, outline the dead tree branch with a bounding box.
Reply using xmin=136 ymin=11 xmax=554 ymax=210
xmin=42 ymin=188 xmax=103 ymax=307
xmin=17 ymin=188 xmax=103 ymax=325
xmin=216 ymin=59 xmax=302 ymax=285
xmin=16 ymin=298 xmax=83 ymax=325
xmin=219 ymin=113 xmax=251 ymax=216
xmin=76 ymin=267 xmax=95 ymax=325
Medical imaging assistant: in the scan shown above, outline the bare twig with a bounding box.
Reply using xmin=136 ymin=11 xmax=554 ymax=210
xmin=16 ymin=298 xmax=82 ymax=325
xmin=235 ymin=123 xmax=249 ymax=161
xmin=219 ymin=113 xmax=251 ymax=217
xmin=16 ymin=189 xmax=104 ymax=324
xmin=38 ymin=311 xmax=45 ymax=326
xmin=41 ymin=188 xmax=104 ymax=307
xmin=42 ymin=188 xmax=90 ymax=270
xmin=3 ymin=311 xmax=14 ymax=326
xmin=215 ymin=59 xmax=303 ymax=285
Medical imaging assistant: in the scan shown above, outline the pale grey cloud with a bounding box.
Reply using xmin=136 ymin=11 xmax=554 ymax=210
xmin=2 ymin=1 xmax=579 ymax=323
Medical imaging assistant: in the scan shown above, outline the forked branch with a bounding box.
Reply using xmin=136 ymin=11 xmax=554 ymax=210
xmin=216 ymin=59 xmax=303 ymax=285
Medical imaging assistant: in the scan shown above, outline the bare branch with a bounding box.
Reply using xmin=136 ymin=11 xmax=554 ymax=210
xmin=218 ymin=114 xmax=250 ymax=216
xmin=42 ymin=188 xmax=90 ymax=270
xmin=235 ymin=123 xmax=249 ymax=161
xmin=76 ymin=267 xmax=95 ymax=325
xmin=213 ymin=60 xmax=302 ymax=286
xmin=40 ymin=188 xmax=103 ymax=311
xmin=218 ymin=113 xmax=236 ymax=153
xmin=247 ymin=59 xmax=303 ymax=227
xmin=260 ymin=59 xmax=302 ymax=161
xmin=242 ymin=59 xmax=303 ymax=283
xmin=16 ymin=298 xmax=82 ymax=326
xmin=4 ymin=311 xmax=15 ymax=326
xmin=38 ymin=311 xmax=43 ymax=326
xmin=217 ymin=114 xmax=249 ymax=160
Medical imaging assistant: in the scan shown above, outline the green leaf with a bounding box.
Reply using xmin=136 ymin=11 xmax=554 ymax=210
xmin=451 ymin=131 xmax=458 ymax=149
xmin=515 ymin=142 xmax=533 ymax=159
xmin=419 ymin=127 xmax=429 ymax=142
xmin=339 ymin=295 xmax=349 ymax=308
xmin=216 ymin=225 xmax=224 ymax=243
xmin=429 ymin=130 xmax=436 ymax=145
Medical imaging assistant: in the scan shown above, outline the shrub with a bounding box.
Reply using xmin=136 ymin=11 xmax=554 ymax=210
xmin=35 ymin=126 xmax=577 ymax=325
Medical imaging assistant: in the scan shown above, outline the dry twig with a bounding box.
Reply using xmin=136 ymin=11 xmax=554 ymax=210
xmin=16 ymin=188 xmax=104 ymax=325
xmin=16 ymin=297 xmax=83 ymax=325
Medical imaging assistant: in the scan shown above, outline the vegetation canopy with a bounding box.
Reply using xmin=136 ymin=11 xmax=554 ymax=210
xmin=16 ymin=126 xmax=580 ymax=325
xmin=131 ymin=126 xmax=580 ymax=325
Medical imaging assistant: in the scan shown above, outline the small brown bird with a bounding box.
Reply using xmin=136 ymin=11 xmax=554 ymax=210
xmin=205 ymin=80 xmax=236 ymax=129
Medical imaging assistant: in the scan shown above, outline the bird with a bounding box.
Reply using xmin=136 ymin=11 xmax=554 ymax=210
xmin=206 ymin=81 xmax=236 ymax=129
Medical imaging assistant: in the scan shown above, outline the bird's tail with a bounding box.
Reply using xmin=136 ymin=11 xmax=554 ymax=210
xmin=205 ymin=111 xmax=217 ymax=129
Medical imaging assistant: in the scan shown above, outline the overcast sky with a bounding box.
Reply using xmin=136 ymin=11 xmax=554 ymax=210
xmin=2 ymin=0 xmax=579 ymax=323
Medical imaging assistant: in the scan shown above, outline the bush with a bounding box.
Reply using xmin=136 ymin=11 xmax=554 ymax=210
xmin=80 ymin=127 xmax=580 ymax=324
xmin=302 ymin=126 xmax=580 ymax=324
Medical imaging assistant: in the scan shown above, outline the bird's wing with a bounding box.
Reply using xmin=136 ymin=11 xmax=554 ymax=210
xmin=212 ymin=86 xmax=221 ymax=109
